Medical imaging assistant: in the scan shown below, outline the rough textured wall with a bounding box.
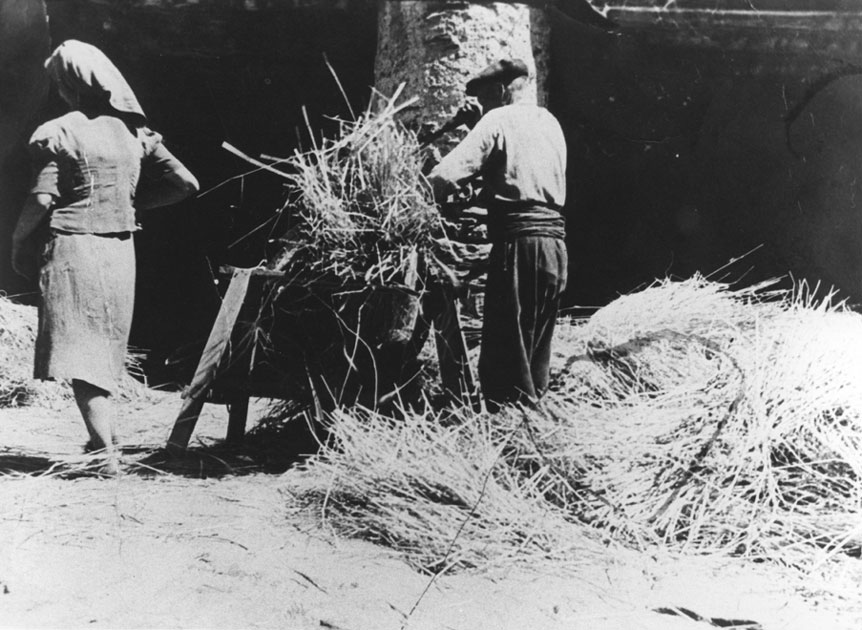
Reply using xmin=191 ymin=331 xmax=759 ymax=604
xmin=375 ymin=1 xmax=550 ymax=139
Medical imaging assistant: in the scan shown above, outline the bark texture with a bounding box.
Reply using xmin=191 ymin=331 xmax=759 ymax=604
xmin=375 ymin=1 xmax=550 ymax=140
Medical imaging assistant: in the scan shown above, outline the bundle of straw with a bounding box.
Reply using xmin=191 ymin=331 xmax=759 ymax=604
xmin=226 ymin=87 xmax=464 ymax=409
xmin=277 ymin=87 xmax=441 ymax=286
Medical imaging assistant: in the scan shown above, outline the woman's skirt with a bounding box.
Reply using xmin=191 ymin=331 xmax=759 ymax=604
xmin=35 ymin=231 xmax=136 ymax=396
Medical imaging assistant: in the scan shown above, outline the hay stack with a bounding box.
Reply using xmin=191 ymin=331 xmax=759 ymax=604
xmin=527 ymin=276 xmax=862 ymax=562
xmin=287 ymin=275 xmax=862 ymax=570
xmin=0 ymin=295 xmax=69 ymax=407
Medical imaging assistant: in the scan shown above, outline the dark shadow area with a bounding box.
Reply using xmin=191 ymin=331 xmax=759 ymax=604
xmin=0 ymin=450 xmax=59 ymax=475
xmin=549 ymin=8 xmax=862 ymax=308
xmin=0 ymin=435 xmax=315 ymax=479
xmin=133 ymin=408 xmax=324 ymax=478
xmin=0 ymin=0 xmax=50 ymax=304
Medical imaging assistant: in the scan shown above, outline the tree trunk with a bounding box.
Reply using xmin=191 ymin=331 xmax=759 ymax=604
xmin=374 ymin=0 xmax=550 ymax=144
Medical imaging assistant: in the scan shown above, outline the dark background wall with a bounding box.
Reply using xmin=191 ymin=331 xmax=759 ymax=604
xmin=0 ymin=0 xmax=49 ymax=301
xmin=552 ymin=3 xmax=862 ymax=308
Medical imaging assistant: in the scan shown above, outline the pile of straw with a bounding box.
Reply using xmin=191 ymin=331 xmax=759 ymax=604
xmin=524 ymin=276 xmax=862 ymax=563
xmin=0 ymin=295 xmax=68 ymax=407
xmin=287 ymin=275 xmax=862 ymax=570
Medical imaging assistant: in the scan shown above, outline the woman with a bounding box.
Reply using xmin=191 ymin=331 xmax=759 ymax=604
xmin=11 ymin=40 xmax=199 ymax=474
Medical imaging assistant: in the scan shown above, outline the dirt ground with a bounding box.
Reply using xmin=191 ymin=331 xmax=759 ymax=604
xmin=2 ymin=392 xmax=862 ymax=630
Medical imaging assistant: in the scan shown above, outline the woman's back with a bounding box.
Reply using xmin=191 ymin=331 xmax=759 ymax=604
xmin=30 ymin=111 xmax=155 ymax=234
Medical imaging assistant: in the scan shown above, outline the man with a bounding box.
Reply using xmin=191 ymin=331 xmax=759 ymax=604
xmin=428 ymin=59 xmax=568 ymax=411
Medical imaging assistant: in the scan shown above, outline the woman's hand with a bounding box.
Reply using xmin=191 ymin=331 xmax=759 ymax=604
xmin=136 ymin=166 xmax=200 ymax=210
xmin=11 ymin=234 xmax=39 ymax=280
xmin=11 ymin=193 xmax=53 ymax=279
xmin=136 ymin=142 xmax=200 ymax=211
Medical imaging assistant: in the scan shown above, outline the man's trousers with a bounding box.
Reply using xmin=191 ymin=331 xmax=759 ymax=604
xmin=478 ymin=235 xmax=568 ymax=412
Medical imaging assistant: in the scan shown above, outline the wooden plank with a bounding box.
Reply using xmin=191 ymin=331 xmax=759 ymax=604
xmin=600 ymin=0 xmax=862 ymax=11
xmin=186 ymin=267 xmax=253 ymax=400
xmin=225 ymin=394 xmax=250 ymax=445
xmin=167 ymin=267 xmax=253 ymax=451
xmin=432 ymin=289 xmax=477 ymax=407
xmin=168 ymin=395 xmax=207 ymax=454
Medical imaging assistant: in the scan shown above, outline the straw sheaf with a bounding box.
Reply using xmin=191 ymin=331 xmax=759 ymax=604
xmin=537 ymin=277 xmax=862 ymax=561
xmin=278 ymin=89 xmax=441 ymax=286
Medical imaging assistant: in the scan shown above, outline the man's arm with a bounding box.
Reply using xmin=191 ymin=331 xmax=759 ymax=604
xmin=427 ymin=115 xmax=497 ymax=203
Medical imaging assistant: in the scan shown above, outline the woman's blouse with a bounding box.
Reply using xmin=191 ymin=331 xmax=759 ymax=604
xmin=28 ymin=111 xmax=185 ymax=234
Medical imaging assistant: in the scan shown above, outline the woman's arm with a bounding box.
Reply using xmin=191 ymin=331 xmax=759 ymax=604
xmin=136 ymin=138 xmax=200 ymax=211
xmin=11 ymin=193 xmax=53 ymax=278
xmin=136 ymin=165 xmax=199 ymax=210
xmin=13 ymin=193 xmax=52 ymax=242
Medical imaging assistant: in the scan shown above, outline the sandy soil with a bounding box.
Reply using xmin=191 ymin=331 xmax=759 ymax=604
xmin=2 ymin=393 xmax=861 ymax=630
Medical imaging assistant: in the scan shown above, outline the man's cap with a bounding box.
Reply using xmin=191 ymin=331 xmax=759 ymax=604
xmin=465 ymin=59 xmax=529 ymax=96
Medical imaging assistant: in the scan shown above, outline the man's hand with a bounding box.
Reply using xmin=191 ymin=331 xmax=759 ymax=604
xmin=452 ymin=101 xmax=483 ymax=130
xmin=418 ymin=101 xmax=483 ymax=147
xmin=461 ymin=206 xmax=488 ymax=221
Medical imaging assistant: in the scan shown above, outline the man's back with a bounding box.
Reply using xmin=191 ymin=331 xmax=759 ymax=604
xmin=430 ymin=102 xmax=567 ymax=208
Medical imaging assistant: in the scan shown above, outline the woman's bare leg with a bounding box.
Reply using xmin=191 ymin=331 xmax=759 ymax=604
xmin=72 ymin=379 xmax=119 ymax=473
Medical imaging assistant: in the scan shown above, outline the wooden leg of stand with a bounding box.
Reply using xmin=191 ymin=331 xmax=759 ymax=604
xmin=166 ymin=268 xmax=253 ymax=452
xmin=432 ymin=290 xmax=477 ymax=405
xmin=167 ymin=395 xmax=207 ymax=455
xmin=226 ymin=393 xmax=250 ymax=445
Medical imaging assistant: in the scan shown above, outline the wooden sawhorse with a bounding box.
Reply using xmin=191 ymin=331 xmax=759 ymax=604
xmin=166 ymin=267 xmax=476 ymax=453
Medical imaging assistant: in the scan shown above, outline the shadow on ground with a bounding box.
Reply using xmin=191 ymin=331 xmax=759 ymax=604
xmin=0 ymin=450 xmax=61 ymax=475
xmin=131 ymin=417 xmax=326 ymax=479
xmin=0 ymin=415 xmax=323 ymax=479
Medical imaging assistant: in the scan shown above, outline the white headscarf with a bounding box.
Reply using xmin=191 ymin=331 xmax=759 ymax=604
xmin=44 ymin=39 xmax=146 ymax=121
